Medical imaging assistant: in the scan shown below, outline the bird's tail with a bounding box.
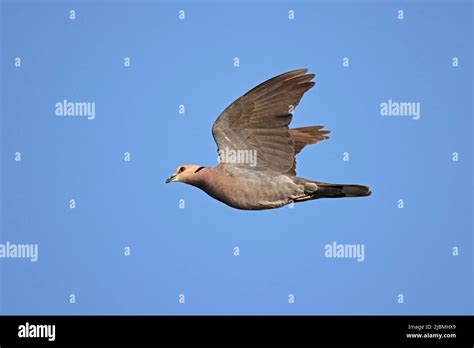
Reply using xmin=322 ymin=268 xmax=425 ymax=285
xmin=292 ymin=178 xmax=371 ymax=202
xmin=313 ymin=182 xmax=371 ymax=198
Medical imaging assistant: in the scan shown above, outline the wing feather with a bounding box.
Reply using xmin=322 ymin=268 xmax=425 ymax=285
xmin=212 ymin=69 xmax=316 ymax=173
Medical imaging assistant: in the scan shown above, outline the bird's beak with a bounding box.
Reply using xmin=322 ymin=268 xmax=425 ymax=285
xmin=165 ymin=175 xmax=176 ymax=184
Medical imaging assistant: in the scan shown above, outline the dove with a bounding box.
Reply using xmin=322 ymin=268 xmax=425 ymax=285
xmin=166 ymin=69 xmax=371 ymax=210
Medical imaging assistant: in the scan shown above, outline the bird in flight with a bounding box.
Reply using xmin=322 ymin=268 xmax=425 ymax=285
xmin=166 ymin=69 xmax=371 ymax=210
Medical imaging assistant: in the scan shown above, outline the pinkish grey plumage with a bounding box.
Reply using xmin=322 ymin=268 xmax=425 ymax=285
xmin=166 ymin=69 xmax=371 ymax=210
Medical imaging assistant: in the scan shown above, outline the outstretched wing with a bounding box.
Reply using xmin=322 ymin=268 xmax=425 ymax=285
xmin=286 ymin=126 xmax=331 ymax=176
xmin=212 ymin=69 xmax=315 ymax=173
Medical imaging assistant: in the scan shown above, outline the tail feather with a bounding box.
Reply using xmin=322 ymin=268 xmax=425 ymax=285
xmin=314 ymin=182 xmax=371 ymax=198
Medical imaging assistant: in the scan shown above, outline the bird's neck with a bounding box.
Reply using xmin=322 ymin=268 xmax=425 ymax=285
xmin=186 ymin=166 xmax=215 ymax=190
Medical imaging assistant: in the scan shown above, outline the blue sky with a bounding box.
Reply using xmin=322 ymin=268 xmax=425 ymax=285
xmin=1 ymin=0 xmax=472 ymax=314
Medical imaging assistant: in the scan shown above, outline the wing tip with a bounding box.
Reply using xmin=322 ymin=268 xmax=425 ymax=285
xmin=293 ymin=68 xmax=309 ymax=74
xmin=285 ymin=68 xmax=313 ymax=77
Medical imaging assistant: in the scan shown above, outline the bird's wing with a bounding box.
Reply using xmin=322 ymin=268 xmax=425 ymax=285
xmin=212 ymin=69 xmax=315 ymax=173
xmin=285 ymin=126 xmax=331 ymax=176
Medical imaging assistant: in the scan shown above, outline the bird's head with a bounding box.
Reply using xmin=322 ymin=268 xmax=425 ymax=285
xmin=165 ymin=164 xmax=206 ymax=184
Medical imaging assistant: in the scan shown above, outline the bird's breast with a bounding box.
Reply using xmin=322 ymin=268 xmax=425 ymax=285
xmin=198 ymin=170 xmax=299 ymax=210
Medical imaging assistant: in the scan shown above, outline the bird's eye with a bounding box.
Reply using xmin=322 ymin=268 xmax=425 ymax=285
xmin=179 ymin=166 xmax=185 ymax=173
